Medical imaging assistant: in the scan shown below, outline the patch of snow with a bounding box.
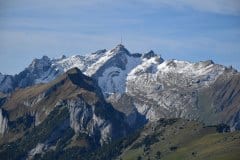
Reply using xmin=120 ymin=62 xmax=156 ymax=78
xmin=85 ymin=50 xmax=114 ymax=76
xmin=53 ymin=55 xmax=86 ymax=72
xmin=28 ymin=143 xmax=48 ymax=160
xmin=99 ymin=123 xmax=112 ymax=145
xmin=98 ymin=55 xmax=141 ymax=95
xmin=127 ymin=56 xmax=162 ymax=81
xmin=127 ymin=58 xmax=226 ymax=92
xmin=156 ymin=60 xmax=226 ymax=86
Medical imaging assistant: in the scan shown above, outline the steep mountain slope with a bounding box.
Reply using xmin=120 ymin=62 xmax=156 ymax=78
xmin=120 ymin=58 xmax=240 ymax=129
xmin=198 ymin=73 xmax=240 ymax=130
xmin=107 ymin=56 xmax=239 ymax=129
xmin=86 ymin=44 xmax=143 ymax=96
xmin=0 ymin=68 xmax=129 ymax=159
xmin=123 ymin=57 xmax=238 ymax=121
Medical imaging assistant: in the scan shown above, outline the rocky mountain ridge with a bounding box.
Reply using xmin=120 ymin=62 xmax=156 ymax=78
xmin=0 ymin=68 xmax=130 ymax=160
xmin=0 ymin=44 xmax=239 ymax=131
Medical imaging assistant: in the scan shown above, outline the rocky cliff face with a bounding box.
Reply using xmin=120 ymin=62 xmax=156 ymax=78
xmin=197 ymin=73 xmax=240 ymax=130
xmin=124 ymin=57 xmax=230 ymax=121
xmin=0 ymin=68 xmax=129 ymax=159
xmin=123 ymin=58 xmax=239 ymax=128
xmin=0 ymin=73 xmax=14 ymax=93
xmin=0 ymin=108 xmax=8 ymax=134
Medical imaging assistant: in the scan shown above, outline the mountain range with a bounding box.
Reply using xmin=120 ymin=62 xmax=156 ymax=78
xmin=0 ymin=44 xmax=239 ymax=160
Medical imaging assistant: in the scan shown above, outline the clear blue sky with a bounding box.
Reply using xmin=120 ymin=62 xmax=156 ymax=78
xmin=0 ymin=0 xmax=240 ymax=74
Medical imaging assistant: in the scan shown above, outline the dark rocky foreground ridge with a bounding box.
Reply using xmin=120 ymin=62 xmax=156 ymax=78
xmin=0 ymin=68 xmax=130 ymax=159
xmin=0 ymin=45 xmax=240 ymax=159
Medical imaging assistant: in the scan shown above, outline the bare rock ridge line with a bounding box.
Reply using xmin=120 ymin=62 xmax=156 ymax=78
xmin=0 ymin=67 xmax=129 ymax=154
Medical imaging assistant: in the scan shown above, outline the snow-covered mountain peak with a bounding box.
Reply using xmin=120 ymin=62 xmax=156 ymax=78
xmin=90 ymin=49 xmax=107 ymax=55
xmin=28 ymin=55 xmax=51 ymax=72
xmin=53 ymin=55 xmax=86 ymax=72
xmin=85 ymin=45 xmax=130 ymax=77
xmin=30 ymin=55 xmax=50 ymax=64
xmin=142 ymin=50 xmax=159 ymax=59
xmin=127 ymin=58 xmax=228 ymax=94
xmin=110 ymin=44 xmax=130 ymax=56
xmin=157 ymin=59 xmax=222 ymax=76
xmin=114 ymin=44 xmax=126 ymax=50
xmin=84 ymin=44 xmax=143 ymax=96
xmin=0 ymin=44 xmax=238 ymax=96
xmin=60 ymin=55 xmax=67 ymax=59
xmin=84 ymin=49 xmax=106 ymax=62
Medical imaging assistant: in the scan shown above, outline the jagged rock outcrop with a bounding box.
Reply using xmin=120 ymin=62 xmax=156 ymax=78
xmin=0 ymin=73 xmax=14 ymax=93
xmin=67 ymin=98 xmax=113 ymax=144
xmin=107 ymin=93 xmax=146 ymax=128
xmin=0 ymin=108 xmax=8 ymax=134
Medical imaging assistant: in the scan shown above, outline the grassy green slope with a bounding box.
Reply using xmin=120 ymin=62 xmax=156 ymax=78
xmin=120 ymin=119 xmax=240 ymax=160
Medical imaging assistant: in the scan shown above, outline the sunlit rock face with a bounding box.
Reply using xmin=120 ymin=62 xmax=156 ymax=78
xmin=0 ymin=109 xmax=8 ymax=134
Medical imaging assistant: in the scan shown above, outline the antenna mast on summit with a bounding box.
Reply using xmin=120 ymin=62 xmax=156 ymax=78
xmin=121 ymin=35 xmax=123 ymax=45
